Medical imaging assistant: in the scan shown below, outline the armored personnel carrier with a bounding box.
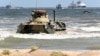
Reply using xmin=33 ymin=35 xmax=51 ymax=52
xmin=17 ymin=10 xmax=66 ymax=34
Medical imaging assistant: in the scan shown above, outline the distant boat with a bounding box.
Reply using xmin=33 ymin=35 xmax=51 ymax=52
xmin=56 ymin=4 xmax=62 ymax=9
xmin=4 ymin=5 xmax=22 ymax=9
xmin=5 ymin=5 xmax=12 ymax=9
xmin=77 ymin=0 xmax=86 ymax=8
xmin=68 ymin=0 xmax=86 ymax=8
xmin=68 ymin=1 xmax=76 ymax=8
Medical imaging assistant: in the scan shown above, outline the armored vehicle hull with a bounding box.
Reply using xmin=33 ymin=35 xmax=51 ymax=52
xmin=17 ymin=10 xmax=66 ymax=34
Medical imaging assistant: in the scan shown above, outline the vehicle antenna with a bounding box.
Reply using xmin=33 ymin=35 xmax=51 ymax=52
xmin=35 ymin=0 xmax=38 ymax=10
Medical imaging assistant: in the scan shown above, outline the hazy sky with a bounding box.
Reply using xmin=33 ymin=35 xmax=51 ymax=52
xmin=0 ymin=0 xmax=99 ymax=7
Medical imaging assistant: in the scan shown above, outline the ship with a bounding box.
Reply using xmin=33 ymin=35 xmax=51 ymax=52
xmin=56 ymin=4 xmax=62 ymax=9
xmin=68 ymin=0 xmax=86 ymax=8
xmin=17 ymin=10 xmax=66 ymax=34
xmin=77 ymin=0 xmax=86 ymax=8
xmin=68 ymin=1 xmax=76 ymax=8
xmin=2 ymin=5 xmax=22 ymax=9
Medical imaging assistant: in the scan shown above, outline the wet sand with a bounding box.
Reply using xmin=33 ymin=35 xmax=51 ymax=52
xmin=0 ymin=49 xmax=100 ymax=56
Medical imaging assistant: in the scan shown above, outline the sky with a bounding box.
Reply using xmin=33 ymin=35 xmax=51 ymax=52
xmin=0 ymin=0 xmax=99 ymax=7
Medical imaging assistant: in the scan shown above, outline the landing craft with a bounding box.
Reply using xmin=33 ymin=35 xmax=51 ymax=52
xmin=17 ymin=10 xmax=66 ymax=34
xmin=83 ymin=10 xmax=91 ymax=14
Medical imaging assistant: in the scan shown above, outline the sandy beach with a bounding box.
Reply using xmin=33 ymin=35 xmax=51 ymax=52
xmin=0 ymin=49 xmax=100 ymax=56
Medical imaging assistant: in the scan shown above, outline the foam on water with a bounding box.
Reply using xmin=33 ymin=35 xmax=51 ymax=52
xmin=1 ymin=25 xmax=100 ymax=40
xmin=80 ymin=27 xmax=100 ymax=32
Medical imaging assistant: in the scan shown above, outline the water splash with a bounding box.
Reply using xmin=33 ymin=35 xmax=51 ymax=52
xmin=0 ymin=28 xmax=100 ymax=40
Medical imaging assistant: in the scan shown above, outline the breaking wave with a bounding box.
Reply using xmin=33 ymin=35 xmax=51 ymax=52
xmin=1 ymin=25 xmax=100 ymax=40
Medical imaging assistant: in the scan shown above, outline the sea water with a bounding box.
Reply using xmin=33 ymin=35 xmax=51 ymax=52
xmin=0 ymin=8 xmax=100 ymax=50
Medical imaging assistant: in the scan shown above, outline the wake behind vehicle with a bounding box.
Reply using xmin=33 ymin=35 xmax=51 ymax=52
xmin=17 ymin=10 xmax=66 ymax=34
